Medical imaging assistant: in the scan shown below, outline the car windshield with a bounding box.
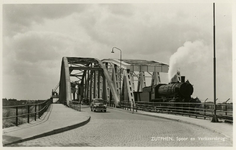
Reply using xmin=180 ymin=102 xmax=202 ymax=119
xmin=94 ymin=99 xmax=105 ymax=104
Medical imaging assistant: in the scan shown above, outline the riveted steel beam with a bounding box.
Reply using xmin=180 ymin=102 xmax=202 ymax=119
xmin=69 ymin=66 xmax=103 ymax=71
xmin=59 ymin=57 xmax=72 ymax=105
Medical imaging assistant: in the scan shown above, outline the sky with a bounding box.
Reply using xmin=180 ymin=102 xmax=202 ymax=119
xmin=1 ymin=1 xmax=234 ymax=103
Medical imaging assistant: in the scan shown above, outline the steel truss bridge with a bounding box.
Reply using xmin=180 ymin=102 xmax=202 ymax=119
xmin=56 ymin=57 xmax=169 ymax=108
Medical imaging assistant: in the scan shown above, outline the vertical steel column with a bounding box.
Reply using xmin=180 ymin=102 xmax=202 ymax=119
xmin=35 ymin=104 xmax=37 ymax=121
xmin=89 ymin=70 xmax=93 ymax=102
xmin=105 ymin=62 xmax=108 ymax=69
xmin=137 ymin=71 xmax=146 ymax=92
xmin=38 ymin=105 xmax=41 ymax=118
xmin=98 ymin=71 xmax=101 ymax=98
xmin=59 ymin=61 xmax=65 ymax=104
xmin=87 ymin=70 xmax=90 ymax=100
xmin=107 ymin=80 xmax=110 ymax=102
xmin=152 ymin=72 xmax=161 ymax=85
xmin=84 ymin=72 xmax=86 ymax=99
xmin=27 ymin=105 xmax=30 ymax=123
xmin=104 ymin=62 xmax=109 ymax=101
xmin=112 ymin=64 xmax=118 ymax=94
xmin=131 ymin=73 xmax=135 ymax=92
xmin=123 ymin=74 xmax=128 ymax=102
xmin=16 ymin=107 xmax=18 ymax=126
xmin=82 ymin=71 xmax=86 ymax=100
xmin=93 ymin=71 xmax=97 ymax=98
xmin=72 ymin=84 xmax=76 ymax=100
xmin=77 ymin=84 xmax=81 ymax=101
xmin=114 ymin=64 xmax=119 ymax=94
xmin=102 ymin=72 xmax=107 ymax=101
xmin=59 ymin=57 xmax=72 ymax=105
xmin=86 ymin=70 xmax=89 ymax=100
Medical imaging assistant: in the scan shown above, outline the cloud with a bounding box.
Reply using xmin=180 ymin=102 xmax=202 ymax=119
xmin=2 ymin=30 xmax=95 ymax=99
xmin=2 ymin=3 xmax=232 ymax=101
xmin=3 ymin=4 xmax=87 ymax=36
xmin=4 ymin=31 xmax=76 ymax=63
xmin=73 ymin=4 xmax=217 ymax=58
xmin=105 ymin=4 xmax=135 ymax=16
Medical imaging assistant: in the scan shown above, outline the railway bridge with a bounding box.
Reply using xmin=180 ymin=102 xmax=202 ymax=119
xmin=58 ymin=57 xmax=169 ymax=107
xmin=3 ymin=57 xmax=233 ymax=147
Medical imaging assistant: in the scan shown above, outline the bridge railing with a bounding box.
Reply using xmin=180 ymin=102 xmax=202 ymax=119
xmin=2 ymin=99 xmax=52 ymax=128
xmin=120 ymin=101 xmax=233 ymax=123
xmin=68 ymin=101 xmax=81 ymax=111
xmin=119 ymin=101 xmax=137 ymax=112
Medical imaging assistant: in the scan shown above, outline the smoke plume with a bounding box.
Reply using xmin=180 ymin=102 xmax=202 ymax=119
xmin=168 ymin=41 xmax=210 ymax=82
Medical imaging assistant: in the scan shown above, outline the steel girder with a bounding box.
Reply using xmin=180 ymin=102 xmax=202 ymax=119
xmin=58 ymin=57 xmax=168 ymax=106
xmin=58 ymin=57 xmax=120 ymax=106
xmin=102 ymin=59 xmax=169 ymax=107
xmin=59 ymin=57 xmax=71 ymax=105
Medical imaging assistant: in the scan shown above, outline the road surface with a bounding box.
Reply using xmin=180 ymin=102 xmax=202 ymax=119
xmin=11 ymin=105 xmax=232 ymax=147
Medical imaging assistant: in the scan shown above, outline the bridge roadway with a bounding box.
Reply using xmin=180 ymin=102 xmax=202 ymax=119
xmin=5 ymin=104 xmax=232 ymax=147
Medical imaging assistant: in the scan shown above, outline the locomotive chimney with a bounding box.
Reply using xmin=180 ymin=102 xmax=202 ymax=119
xmin=181 ymin=76 xmax=185 ymax=82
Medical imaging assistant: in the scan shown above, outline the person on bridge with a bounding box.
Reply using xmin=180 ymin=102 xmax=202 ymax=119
xmin=171 ymin=71 xmax=181 ymax=83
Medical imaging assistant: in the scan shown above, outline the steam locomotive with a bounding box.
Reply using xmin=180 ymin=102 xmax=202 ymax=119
xmin=136 ymin=76 xmax=200 ymax=103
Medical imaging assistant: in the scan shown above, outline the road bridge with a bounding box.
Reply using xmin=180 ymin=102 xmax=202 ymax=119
xmin=58 ymin=57 xmax=169 ymax=108
xmin=3 ymin=57 xmax=233 ymax=147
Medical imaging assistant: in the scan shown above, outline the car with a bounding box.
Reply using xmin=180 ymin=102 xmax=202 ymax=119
xmin=90 ymin=98 xmax=107 ymax=112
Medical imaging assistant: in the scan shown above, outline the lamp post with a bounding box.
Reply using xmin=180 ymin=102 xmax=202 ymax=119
xmin=111 ymin=47 xmax=122 ymax=107
xmin=211 ymin=3 xmax=218 ymax=122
